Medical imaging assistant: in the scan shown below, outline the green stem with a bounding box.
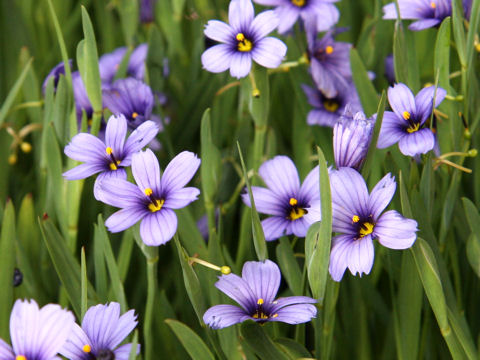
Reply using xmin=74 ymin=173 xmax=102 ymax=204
xmin=144 ymin=247 xmax=159 ymax=360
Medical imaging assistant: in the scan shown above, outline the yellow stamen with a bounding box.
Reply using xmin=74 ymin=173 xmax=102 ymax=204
xmin=407 ymin=123 xmax=421 ymax=133
xmin=16 ymin=356 xmax=27 ymax=360
xmin=8 ymin=154 xmax=17 ymax=165
xmin=148 ymin=198 xmax=165 ymax=212
xmin=20 ymin=142 xmax=32 ymax=153
xmin=257 ymin=298 xmax=264 ymax=305
xmin=291 ymin=0 xmax=306 ymax=6
xmin=82 ymin=344 xmax=92 ymax=353
xmin=109 ymin=160 xmax=121 ymax=170
xmin=323 ymin=99 xmax=339 ymax=112
xmin=352 ymin=215 xmax=360 ymax=223
xmin=132 ymin=112 xmax=138 ymax=119
xmin=430 ymin=1 xmax=436 ymax=8
xmin=145 ymin=188 xmax=153 ymax=196
xmin=289 ymin=198 xmax=298 ymax=206
xmin=236 ymin=33 xmax=252 ymax=52
xmin=106 ymin=147 xmax=113 ymax=155
xmin=288 ymin=207 xmax=307 ymax=221
xmin=326 ymin=45 xmax=334 ymax=54
xmin=402 ymin=111 xmax=411 ymax=120
xmin=359 ymin=222 xmax=374 ymax=238
xmin=272 ymin=313 xmax=279 ymax=318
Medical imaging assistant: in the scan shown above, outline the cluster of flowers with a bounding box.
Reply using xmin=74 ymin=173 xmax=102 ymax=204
xmin=0 ymin=300 xmax=138 ymax=360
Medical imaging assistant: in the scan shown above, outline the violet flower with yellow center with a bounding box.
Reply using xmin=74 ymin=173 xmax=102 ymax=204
xmin=329 ymin=168 xmax=418 ymax=281
xmin=242 ymin=156 xmax=321 ymax=241
xmin=63 ymin=114 xmax=159 ymax=201
xmin=97 ymin=149 xmax=201 ymax=246
xmin=377 ymin=83 xmax=446 ymax=157
xmin=201 ymin=0 xmax=287 ymax=79
xmin=204 ymin=260 xmax=317 ymax=329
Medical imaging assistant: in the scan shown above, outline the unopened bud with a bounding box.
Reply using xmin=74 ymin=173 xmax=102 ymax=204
xmin=252 ymin=89 xmax=260 ymax=98
xmin=468 ymin=149 xmax=477 ymax=157
xmin=464 ymin=129 xmax=472 ymax=139
xmin=20 ymin=142 xmax=32 ymax=153
xmin=220 ymin=266 xmax=231 ymax=275
xmin=8 ymin=154 xmax=17 ymax=165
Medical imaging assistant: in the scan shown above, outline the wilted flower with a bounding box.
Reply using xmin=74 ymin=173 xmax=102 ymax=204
xmin=97 ymin=149 xmax=201 ymax=246
xmin=0 ymin=299 xmax=74 ymax=360
xmin=204 ymin=260 xmax=317 ymax=329
xmin=42 ymin=59 xmax=72 ymax=94
xmin=377 ymin=83 xmax=446 ymax=156
xmin=329 ymin=168 xmax=418 ymax=281
xmin=63 ymin=114 xmax=159 ymax=200
xmin=383 ymin=0 xmax=472 ymax=31
xmin=306 ymin=23 xmax=352 ymax=98
xmin=140 ymin=0 xmax=156 ymax=23
xmin=253 ymin=0 xmax=339 ymax=34
xmin=302 ymin=83 xmax=361 ymax=127
xmin=333 ymin=108 xmax=375 ymax=170
xmin=60 ymin=302 xmax=139 ymax=360
xmin=201 ymin=0 xmax=287 ymax=79
xmin=384 ymin=54 xmax=395 ymax=85
xmin=242 ymin=156 xmax=321 ymax=241
xmin=103 ymin=78 xmax=154 ymax=128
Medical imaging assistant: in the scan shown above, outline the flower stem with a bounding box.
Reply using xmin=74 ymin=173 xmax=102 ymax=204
xmin=144 ymin=247 xmax=159 ymax=360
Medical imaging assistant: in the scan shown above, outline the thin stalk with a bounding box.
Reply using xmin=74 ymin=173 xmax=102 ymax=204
xmin=144 ymin=247 xmax=159 ymax=360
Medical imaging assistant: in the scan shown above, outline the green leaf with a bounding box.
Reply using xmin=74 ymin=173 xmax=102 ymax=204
xmin=240 ymin=321 xmax=290 ymax=360
xmin=118 ymin=0 xmax=139 ymax=46
xmin=434 ymin=17 xmax=451 ymax=90
xmin=128 ymin=330 xmax=139 ymax=360
xmin=305 ymin=146 xmax=331 ymax=301
xmin=246 ymin=66 xmax=269 ymax=127
xmin=461 ymin=198 xmax=480 ymax=277
xmin=165 ymin=319 xmax=215 ymax=360
xmin=94 ymin=215 xmax=128 ymax=312
xmin=81 ymin=247 xmax=88 ymax=320
xmin=0 ymin=200 xmax=16 ymax=340
xmin=39 ymin=217 xmax=97 ymax=318
xmin=0 ymin=58 xmax=33 ymax=127
xmin=451 ymin=0 xmax=466 ymax=67
xmin=274 ymin=338 xmax=312 ymax=359
xmin=237 ymin=142 xmax=267 ymax=261
xmin=276 ymin=237 xmax=302 ymax=295
xmin=350 ymin=48 xmax=378 ymax=116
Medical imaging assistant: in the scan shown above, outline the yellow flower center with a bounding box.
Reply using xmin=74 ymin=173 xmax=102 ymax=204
xmin=430 ymin=1 xmax=436 ymax=8
xmin=323 ymin=99 xmax=340 ymax=112
xmin=402 ymin=111 xmax=411 ymax=120
xmin=325 ymin=45 xmax=334 ymax=54
xmin=132 ymin=112 xmax=138 ymax=119
xmin=359 ymin=222 xmax=374 ymax=238
xmin=236 ymin=33 xmax=253 ymax=52
xmin=289 ymin=198 xmax=298 ymax=206
xmin=253 ymin=298 xmax=269 ymax=319
xmin=352 ymin=215 xmax=360 ymax=223
xmin=291 ymin=0 xmax=306 ymax=6
xmin=407 ymin=122 xmax=421 ymax=133
xmin=106 ymin=147 xmax=121 ymax=170
xmin=287 ymin=197 xmax=307 ymax=221
xmin=82 ymin=344 xmax=92 ymax=353
xmin=16 ymin=356 xmax=27 ymax=360
xmin=257 ymin=298 xmax=264 ymax=305
xmin=106 ymin=147 xmax=113 ymax=155
xmin=144 ymin=188 xmax=164 ymax=212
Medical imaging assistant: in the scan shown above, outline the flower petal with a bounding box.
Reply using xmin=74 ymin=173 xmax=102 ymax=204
xmin=275 ymin=6 xmax=300 ymax=34
xmin=242 ymin=186 xmax=285 ymax=216
xmin=215 ymin=274 xmax=256 ymax=311
xmin=408 ymin=18 xmax=442 ymax=31
xmin=114 ymin=343 xmax=140 ymax=360
xmin=377 ymin=111 xmax=405 ymax=149
xmin=368 ymin=173 xmax=396 ymax=219
xmin=251 ymin=37 xmax=287 ymax=69
xmin=259 ymin=156 xmax=300 ymax=199
xmin=63 ymin=163 xmax=106 ymax=181
xmin=307 ymin=109 xmax=339 ymax=127
xmin=203 ymin=305 xmax=250 ymax=329
xmin=123 ymin=120 xmax=160 ymax=164
xmin=290 ymin=217 xmax=311 ymax=238
xmin=105 ymin=207 xmax=147 ymax=233
xmin=163 ymin=187 xmax=200 ymax=209
xmin=139 ymin=208 xmax=178 ymax=246
xmin=329 ymin=234 xmax=354 ymax=281
xmin=60 ymin=323 xmax=91 ymax=360
xmin=132 ymin=149 xmax=161 ymax=195
xmin=249 ymin=10 xmax=279 ymax=40
xmin=94 ymin=168 xmax=128 ymax=203
xmin=96 ymin=177 xmax=144 ymax=208
xmin=346 ymin=234 xmax=374 ymax=278
xmin=204 ymin=20 xmax=235 ymax=43
xmin=298 ymin=165 xmax=320 ymax=202
xmin=301 ymin=84 xmax=323 ymax=108
xmin=269 ymin=303 xmax=317 ymax=324
xmin=329 ymin=167 xmax=369 ymax=218
xmin=269 ymin=296 xmax=317 ymax=314
xmin=82 ymin=303 xmax=120 ymax=350
xmin=229 ymin=0 xmax=254 ymax=32
xmin=261 ymin=216 xmax=290 ymax=241
xmin=105 ymin=309 xmax=138 ymax=349
xmin=201 ymin=44 xmax=234 ymax=74
xmin=415 ymin=85 xmax=447 ymax=124
xmin=105 ymin=115 xmax=127 ymax=156
xmin=0 ymin=339 xmax=13 ymax=360
xmin=161 ymin=151 xmax=201 ymax=193
xmin=64 ymin=133 xmax=106 ymax=163
xmin=387 ymin=83 xmax=416 ymax=122
xmin=309 ymin=3 xmax=340 ymax=32
xmin=229 ymin=53 xmax=252 ymax=79
xmin=241 ymin=259 xmax=281 ymax=305
xmin=398 ymin=128 xmax=435 ymax=156
xmin=374 ymin=210 xmax=418 ymax=249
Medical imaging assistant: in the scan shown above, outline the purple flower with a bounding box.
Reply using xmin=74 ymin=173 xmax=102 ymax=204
xmin=302 ymin=83 xmax=361 ymax=127
xmin=63 ymin=114 xmax=159 ymax=200
xmin=128 ymin=44 xmax=148 ymax=80
xmin=140 ymin=0 xmax=156 ymax=23
xmin=377 ymin=83 xmax=446 ymax=156
xmin=42 ymin=60 xmax=72 ymax=94
xmin=306 ymin=24 xmax=352 ymax=98
xmin=201 ymin=0 xmax=287 ymax=79
xmin=99 ymin=44 xmax=148 ymax=84
xmin=103 ymin=78 xmax=154 ymax=128
xmin=384 ymin=54 xmax=395 ymax=85
xmin=334 ymin=108 xmax=375 ymax=170
xmin=242 ymin=156 xmax=321 ymax=241
xmin=203 ymin=260 xmax=317 ymax=329
xmin=72 ymin=71 xmax=94 ymax=121
xmin=0 ymin=299 xmax=74 ymax=360
xmin=60 ymin=302 xmax=139 ymax=360
xmin=254 ymin=0 xmax=339 ymax=34
xmin=328 ymin=168 xmax=418 ymax=281
xmin=383 ymin=0 xmax=472 ymax=31
xmin=97 ymin=149 xmax=201 ymax=246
